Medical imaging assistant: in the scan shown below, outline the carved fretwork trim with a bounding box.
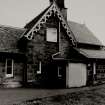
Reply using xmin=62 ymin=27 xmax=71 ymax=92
xmin=24 ymin=2 xmax=77 ymax=46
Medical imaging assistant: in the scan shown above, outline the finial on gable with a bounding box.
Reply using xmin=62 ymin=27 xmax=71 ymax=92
xmin=49 ymin=0 xmax=67 ymax=20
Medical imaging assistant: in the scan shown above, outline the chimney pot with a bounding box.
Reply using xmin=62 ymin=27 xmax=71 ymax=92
xmin=49 ymin=0 xmax=65 ymax=8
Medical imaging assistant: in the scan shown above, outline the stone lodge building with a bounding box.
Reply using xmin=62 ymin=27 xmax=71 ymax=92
xmin=0 ymin=0 xmax=105 ymax=88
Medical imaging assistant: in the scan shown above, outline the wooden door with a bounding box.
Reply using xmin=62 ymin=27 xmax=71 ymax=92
xmin=66 ymin=63 xmax=87 ymax=88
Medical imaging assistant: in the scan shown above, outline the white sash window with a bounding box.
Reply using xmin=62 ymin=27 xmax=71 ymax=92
xmin=5 ymin=59 xmax=14 ymax=78
xmin=46 ymin=28 xmax=57 ymax=42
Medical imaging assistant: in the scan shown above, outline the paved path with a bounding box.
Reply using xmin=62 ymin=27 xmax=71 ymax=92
xmin=0 ymin=85 xmax=104 ymax=105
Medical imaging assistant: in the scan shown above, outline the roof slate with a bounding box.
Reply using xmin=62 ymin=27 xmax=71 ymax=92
xmin=68 ymin=21 xmax=102 ymax=46
xmin=0 ymin=3 xmax=103 ymax=55
xmin=24 ymin=8 xmax=102 ymax=46
xmin=24 ymin=5 xmax=51 ymax=30
xmin=0 ymin=25 xmax=25 ymax=53
xmin=78 ymin=48 xmax=105 ymax=59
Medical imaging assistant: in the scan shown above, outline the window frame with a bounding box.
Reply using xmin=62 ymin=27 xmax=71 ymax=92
xmin=37 ymin=61 xmax=42 ymax=74
xmin=58 ymin=66 xmax=62 ymax=77
xmin=5 ymin=59 xmax=14 ymax=78
xmin=46 ymin=27 xmax=57 ymax=42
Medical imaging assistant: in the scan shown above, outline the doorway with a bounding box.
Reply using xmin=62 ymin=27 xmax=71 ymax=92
xmin=66 ymin=63 xmax=87 ymax=88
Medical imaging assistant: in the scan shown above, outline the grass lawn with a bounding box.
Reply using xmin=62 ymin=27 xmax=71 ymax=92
xmin=14 ymin=85 xmax=105 ymax=105
xmin=41 ymin=88 xmax=105 ymax=105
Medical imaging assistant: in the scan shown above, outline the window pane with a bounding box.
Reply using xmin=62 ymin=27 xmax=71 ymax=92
xmin=6 ymin=59 xmax=13 ymax=77
xmin=47 ymin=28 xmax=57 ymax=42
xmin=7 ymin=59 xmax=12 ymax=66
xmin=7 ymin=68 xmax=12 ymax=74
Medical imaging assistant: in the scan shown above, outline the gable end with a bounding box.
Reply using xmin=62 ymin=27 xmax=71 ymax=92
xmin=23 ymin=2 xmax=77 ymax=46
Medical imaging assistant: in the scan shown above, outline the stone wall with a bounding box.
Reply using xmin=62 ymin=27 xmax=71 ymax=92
xmin=26 ymin=15 xmax=59 ymax=82
xmin=25 ymin=14 xmax=73 ymax=86
xmin=59 ymin=25 xmax=71 ymax=57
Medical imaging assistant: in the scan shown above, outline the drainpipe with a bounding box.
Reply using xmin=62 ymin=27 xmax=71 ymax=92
xmin=58 ymin=21 xmax=60 ymax=52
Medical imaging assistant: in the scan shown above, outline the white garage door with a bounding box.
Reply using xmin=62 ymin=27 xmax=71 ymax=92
xmin=66 ymin=63 xmax=87 ymax=88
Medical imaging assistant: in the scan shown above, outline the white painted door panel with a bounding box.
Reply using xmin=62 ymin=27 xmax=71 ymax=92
xmin=66 ymin=63 xmax=87 ymax=88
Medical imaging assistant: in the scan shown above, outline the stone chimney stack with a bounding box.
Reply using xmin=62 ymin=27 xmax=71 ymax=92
xmin=49 ymin=0 xmax=67 ymax=20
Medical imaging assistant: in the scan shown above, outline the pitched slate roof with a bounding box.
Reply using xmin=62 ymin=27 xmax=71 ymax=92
xmin=24 ymin=8 xmax=102 ymax=46
xmin=77 ymin=48 xmax=105 ymax=59
xmin=68 ymin=21 xmax=102 ymax=46
xmin=24 ymin=5 xmax=51 ymax=35
xmin=0 ymin=25 xmax=25 ymax=53
xmin=24 ymin=6 xmax=51 ymax=29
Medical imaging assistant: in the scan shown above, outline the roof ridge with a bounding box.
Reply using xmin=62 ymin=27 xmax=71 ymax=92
xmin=68 ymin=20 xmax=84 ymax=26
xmin=0 ymin=24 xmax=25 ymax=30
xmin=68 ymin=21 xmax=102 ymax=46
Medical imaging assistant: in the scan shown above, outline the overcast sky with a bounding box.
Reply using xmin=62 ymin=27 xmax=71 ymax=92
xmin=0 ymin=0 xmax=105 ymax=45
